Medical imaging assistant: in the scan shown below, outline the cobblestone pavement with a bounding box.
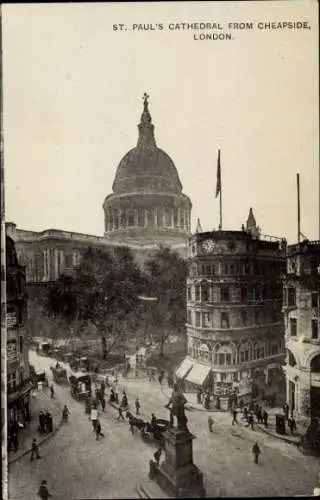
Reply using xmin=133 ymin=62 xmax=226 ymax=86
xmin=8 ymin=352 xmax=319 ymax=499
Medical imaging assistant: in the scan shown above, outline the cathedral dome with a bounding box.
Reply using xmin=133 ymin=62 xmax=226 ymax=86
xmin=112 ymin=94 xmax=182 ymax=195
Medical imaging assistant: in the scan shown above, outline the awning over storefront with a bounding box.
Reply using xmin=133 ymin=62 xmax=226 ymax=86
xmin=175 ymin=358 xmax=193 ymax=379
xmin=7 ymin=380 xmax=33 ymax=407
xmin=185 ymin=363 xmax=211 ymax=386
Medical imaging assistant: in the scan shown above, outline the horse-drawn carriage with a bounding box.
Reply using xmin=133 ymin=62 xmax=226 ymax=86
xmin=37 ymin=342 xmax=53 ymax=357
xmin=50 ymin=365 xmax=68 ymax=384
xmin=126 ymin=411 xmax=170 ymax=447
xmin=69 ymin=373 xmax=91 ymax=401
xmin=30 ymin=370 xmax=49 ymax=389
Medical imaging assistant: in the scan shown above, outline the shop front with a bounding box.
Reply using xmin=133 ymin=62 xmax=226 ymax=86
xmin=7 ymin=379 xmax=33 ymax=427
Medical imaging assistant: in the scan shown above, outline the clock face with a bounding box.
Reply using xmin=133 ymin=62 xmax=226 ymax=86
xmin=202 ymin=239 xmax=216 ymax=253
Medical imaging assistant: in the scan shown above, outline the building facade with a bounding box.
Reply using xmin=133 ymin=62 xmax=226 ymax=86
xmin=7 ymin=95 xmax=191 ymax=287
xmin=283 ymin=240 xmax=320 ymax=419
xmin=6 ymin=234 xmax=32 ymax=425
xmin=176 ymin=210 xmax=286 ymax=409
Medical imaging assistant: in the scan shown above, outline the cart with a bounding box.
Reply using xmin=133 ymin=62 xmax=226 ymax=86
xmin=69 ymin=373 xmax=92 ymax=401
xmin=51 ymin=365 xmax=68 ymax=384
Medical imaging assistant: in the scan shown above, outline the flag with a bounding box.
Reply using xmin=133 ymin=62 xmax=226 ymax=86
xmin=215 ymin=149 xmax=221 ymax=198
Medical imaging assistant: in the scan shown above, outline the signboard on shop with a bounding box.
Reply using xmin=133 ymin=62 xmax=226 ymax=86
xmin=7 ymin=311 xmax=17 ymax=329
xmin=7 ymin=340 xmax=17 ymax=362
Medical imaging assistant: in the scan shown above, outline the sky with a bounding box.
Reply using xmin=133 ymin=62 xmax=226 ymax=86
xmin=2 ymin=1 xmax=319 ymax=244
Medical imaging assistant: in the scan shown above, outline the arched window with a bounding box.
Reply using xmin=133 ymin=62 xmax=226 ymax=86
xmin=215 ymin=345 xmax=233 ymax=367
xmin=198 ymin=343 xmax=210 ymax=362
xmin=311 ymin=355 xmax=320 ymax=373
xmin=201 ymin=281 xmax=209 ymax=302
xmin=195 ymin=284 xmax=200 ymax=301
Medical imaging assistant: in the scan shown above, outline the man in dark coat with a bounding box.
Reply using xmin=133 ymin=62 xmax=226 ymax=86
xmin=46 ymin=413 xmax=53 ymax=433
xmin=39 ymin=411 xmax=45 ymax=434
xmin=135 ymin=397 xmax=141 ymax=415
xmin=31 ymin=438 xmax=41 ymax=460
xmin=252 ymin=442 xmax=261 ymax=464
xmin=38 ymin=480 xmax=52 ymax=499
xmin=50 ymin=384 xmax=54 ymax=398
xmin=262 ymin=410 xmax=268 ymax=428
xmin=95 ymin=419 xmax=105 ymax=440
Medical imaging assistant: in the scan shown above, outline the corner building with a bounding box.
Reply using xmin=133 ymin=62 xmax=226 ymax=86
xmin=283 ymin=240 xmax=320 ymax=419
xmin=6 ymin=234 xmax=32 ymax=425
xmin=178 ymin=211 xmax=286 ymax=410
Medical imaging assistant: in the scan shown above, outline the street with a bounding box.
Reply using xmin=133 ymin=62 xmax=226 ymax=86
xmin=8 ymin=351 xmax=320 ymax=499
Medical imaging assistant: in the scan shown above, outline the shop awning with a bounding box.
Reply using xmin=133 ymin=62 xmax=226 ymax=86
xmin=185 ymin=364 xmax=211 ymax=386
xmin=7 ymin=380 xmax=33 ymax=406
xmin=175 ymin=358 xmax=193 ymax=379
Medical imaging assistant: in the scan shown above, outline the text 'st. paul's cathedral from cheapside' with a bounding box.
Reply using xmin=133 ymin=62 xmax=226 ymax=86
xmin=6 ymin=94 xmax=192 ymax=285
xmin=103 ymin=93 xmax=192 ymax=259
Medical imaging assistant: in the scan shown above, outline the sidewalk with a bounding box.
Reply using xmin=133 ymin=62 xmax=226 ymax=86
xmin=8 ymin=388 xmax=64 ymax=465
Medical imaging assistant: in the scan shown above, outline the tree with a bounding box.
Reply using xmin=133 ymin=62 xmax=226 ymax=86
xmin=75 ymin=246 xmax=145 ymax=359
xmin=144 ymin=246 xmax=188 ymax=358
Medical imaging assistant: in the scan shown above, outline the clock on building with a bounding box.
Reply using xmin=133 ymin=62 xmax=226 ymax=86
xmin=202 ymin=239 xmax=216 ymax=253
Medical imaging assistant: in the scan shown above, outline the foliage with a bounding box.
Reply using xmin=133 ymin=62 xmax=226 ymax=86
xmin=144 ymin=246 xmax=188 ymax=357
xmin=43 ymin=245 xmax=146 ymax=358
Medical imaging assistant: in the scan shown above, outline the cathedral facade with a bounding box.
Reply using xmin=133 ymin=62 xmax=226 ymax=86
xmin=8 ymin=95 xmax=192 ymax=284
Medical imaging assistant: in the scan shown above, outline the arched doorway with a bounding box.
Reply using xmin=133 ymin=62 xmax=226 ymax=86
xmin=310 ymin=355 xmax=320 ymax=418
xmin=286 ymin=349 xmax=299 ymax=411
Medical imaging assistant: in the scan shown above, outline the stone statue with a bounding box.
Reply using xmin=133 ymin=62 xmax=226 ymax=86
xmin=165 ymin=384 xmax=188 ymax=431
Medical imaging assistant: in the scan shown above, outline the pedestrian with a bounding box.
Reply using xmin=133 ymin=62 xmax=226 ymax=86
xmin=44 ymin=411 xmax=50 ymax=433
xmin=116 ymin=407 xmax=125 ymax=421
xmin=232 ymin=409 xmax=238 ymax=425
xmin=11 ymin=430 xmax=19 ymax=452
xmin=38 ymin=480 xmax=52 ymax=499
xmin=197 ymin=390 xmax=202 ymax=405
xmin=114 ymin=391 xmax=119 ymax=405
xmin=248 ymin=413 xmax=254 ymax=430
xmin=50 ymin=384 xmax=54 ymax=399
xmin=252 ymin=442 xmax=261 ymax=464
xmin=121 ymin=391 xmax=128 ymax=410
xmin=30 ymin=438 xmax=41 ymax=460
xmin=95 ymin=419 xmax=105 ymax=440
xmin=39 ymin=411 xmax=45 ymax=434
xmin=91 ymin=408 xmax=98 ymax=431
xmin=151 ymin=413 xmax=157 ymax=430
xmin=283 ymin=403 xmax=289 ymax=421
xmin=288 ymin=417 xmax=296 ymax=435
xmin=135 ymin=397 xmax=141 ymax=415
xmin=239 ymin=400 xmax=244 ymax=411
xmin=153 ymin=447 xmax=162 ymax=466
xmin=109 ymin=389 xmax=115 ymax=403
xmin=243 ymin=407 xmax=248 ymax=421
xmin=62 ymin=405 xmax=70 ymax=423
xmin=101 ymin=397 xmax=106 ymax=412
xmin=47 ymin=413 xmax=53 ymax=433
xmin=262 ymin=410 xmax=268 ymax=428
xmin=208 ymin=416 xmax=214 ymax=433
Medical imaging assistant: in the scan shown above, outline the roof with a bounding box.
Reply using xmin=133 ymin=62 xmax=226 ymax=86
xmin=185 ymin=363 xmax=211 ymax=386
xmin=175 ymin=358 xmax=193 ymax=379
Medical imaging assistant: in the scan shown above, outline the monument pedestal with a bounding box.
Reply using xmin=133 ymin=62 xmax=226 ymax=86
xmin=140 ymin=427 xmax=206 ymax=498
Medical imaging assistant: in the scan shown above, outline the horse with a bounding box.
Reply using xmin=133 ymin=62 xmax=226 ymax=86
xmin=126 ymin=411 xmax=146 ymax=434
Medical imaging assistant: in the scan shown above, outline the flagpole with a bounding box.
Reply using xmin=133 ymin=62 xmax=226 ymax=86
xmin=219 ymin=150 xmax=222 ymax=230
xmin=297 ymin=173 xmax=300 ymax=243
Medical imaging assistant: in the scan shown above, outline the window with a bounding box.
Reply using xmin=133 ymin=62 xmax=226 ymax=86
xmin=241 ymin=286 xmax=247 ymax=302
xmin=187 ymin=310 xmax=192 ymax=325
xmin=226 ymin=353 xmax=232 ymax=365
xmin=64 ymin=254 xmax=73 ymax=267
xmin=195 ymin=285 xmax=200 ymax=301
xmin=206 ymin=265 xmax=211 ymax=276
xmin=257 ymin=347 xmax=265 ymax=359
xmin=7 ymin=373 xmax=17 ymax=390
xmin=288 ymin=287 xmax=296 ymax=307
xmin=19 ymin=336 xmax=23 ymax=353
xmin=221 ymin=286 xmax=230 ymax=302
xmin=312 ymin=320 xmax=318 ymax=339
xmin=137 ymin=208 xmax=145 ymax=226
xmin=312 ymin=292 xmax=318 ymax=308
xmin=240 ymin=349 xmax=249 ymax=363
xmin=195 ymin=312 xmax=201 ymax=327
xmin=218 ymin=353 xmax=225 ymax=365
xmin=224 ymin=264 xmax=229 ymax=275
xmin=241 ymin=310 xmax=247 ymax=326
xmin=187 ymin=287 xmax=192 ymax=301
xmin=221 ymin=312 xmax=229 ymax=328
xmin=120 ymin=211 xmax=126 ymax=227
xmin=271 ymin=344 xmax=278 ymax=356
xmin=173 ymin=210 xmax=178 ymax=227
xmin=202 ymin=265 xmax=205 ymax=275
xmin=254 ymin=310 xmax=260 ymax=325
xmin=202 ymin=312 xmax=211 ymax=328
xmin=290 ymin=318 xmax=297 ymax=336
xmin=165 ymin=208 xmax=172 ymax=227
xmin=127 ymin=209 xmax=135 ymax=226
xmin=201 ymin=282 xmax=209 ymax=302
xmin=146 ymin=209 xmax=154 ymax=226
